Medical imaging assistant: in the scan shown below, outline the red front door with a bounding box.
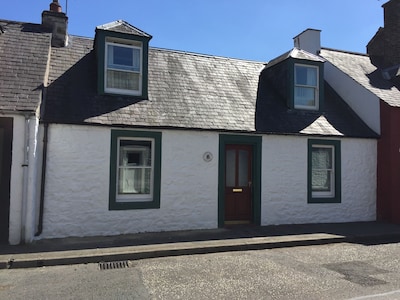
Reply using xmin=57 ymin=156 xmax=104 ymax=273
xmin=224 ymin=144 xmax=253 ymax=224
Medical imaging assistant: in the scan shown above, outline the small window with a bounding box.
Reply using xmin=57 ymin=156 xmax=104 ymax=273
xmin=308 ymin=139 xmax=341 ymax=203
xmin=105 ymin=42 xmax=142 ymax=96
xmin=110 ymin=130 xmax=161 ymax=210
xmin=295 ymin=64 xmax=319 ymax=110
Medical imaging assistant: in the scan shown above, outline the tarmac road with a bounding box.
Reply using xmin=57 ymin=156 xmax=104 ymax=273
xmin=1 ymin=241 xmax=400 ymax=300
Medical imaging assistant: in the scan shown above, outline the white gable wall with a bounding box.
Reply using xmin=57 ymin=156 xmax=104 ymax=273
xmin=324 ymin=61 xmax=381 ymax=135
xmin=39 ymin=124 xmax=376 ymax=239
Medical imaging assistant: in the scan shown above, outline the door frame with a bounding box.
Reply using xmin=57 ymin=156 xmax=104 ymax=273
xmin=218 ymin=134 xmax=262 ymax=227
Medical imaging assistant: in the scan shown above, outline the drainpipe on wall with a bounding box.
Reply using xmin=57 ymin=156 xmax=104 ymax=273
xmin=35 ymin=123 xmax=48 ymax=237
xmin=20 ymin=113 xmax=31 ymax=244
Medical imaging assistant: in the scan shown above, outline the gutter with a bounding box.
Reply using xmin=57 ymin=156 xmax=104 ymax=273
xmin=35 ymin=122 xmax=49 ymax=237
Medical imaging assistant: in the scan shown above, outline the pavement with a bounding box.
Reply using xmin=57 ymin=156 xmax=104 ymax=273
xmin=1 ymin=221 xmax=400 ymax=269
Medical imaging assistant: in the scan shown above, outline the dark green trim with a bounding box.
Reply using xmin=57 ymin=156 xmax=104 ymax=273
xmin=109 ymin=130 xmax=161 ymax=210
xmin=95 ymin=29 xmax=150 ymax=99
xmin=307 ymin=139 xmax=341 ymax=203
xmin=218 ymin=134 xmax=262 ymax=227
xmin=289 ymin=58 xmax=324 ymax=111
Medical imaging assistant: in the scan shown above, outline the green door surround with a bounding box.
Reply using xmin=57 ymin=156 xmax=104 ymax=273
xmin=218 ymin=134 xmax=262 ymax=227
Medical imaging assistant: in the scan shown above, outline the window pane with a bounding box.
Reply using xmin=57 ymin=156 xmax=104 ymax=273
xmin=118 ymin=168 xmax=151 ymax=194
xmin=107 ymin=70 xmax=139 ymax=91
xmin=295 ymin=87 xmax=315 ymax=107
xmin=107 ymin=45 xmax=140 ymax=72
xmin=238 ymin=150 xmax=248 ymax=187
xmin=295 ymin=66 xmax=317 ymax=86
xmin=226 ymin=149 xmax=235 ymax=187
xmin=118 ymin=139 xmax=152 ymax=195
xmin=312 ymin=170 xmax=332 ymax=192
xmin=113 ymin=46 xmax=133 ymax=67
xmin=119 ymin=140 xmax=152 ymax=166
xmin=312 ymin=147 xmax=332 ymax=169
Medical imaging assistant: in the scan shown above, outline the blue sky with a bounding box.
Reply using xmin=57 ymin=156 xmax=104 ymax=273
xmin=2 ymin=0 xmax=385 ymax=62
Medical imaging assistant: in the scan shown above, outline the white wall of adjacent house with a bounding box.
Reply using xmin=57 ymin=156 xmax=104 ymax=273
xmin=40 ymin=125 xmax=219 ymax=239
xmin=261 ymin=135 xmax=376 ymax=225
xmin=39 ymin=125 xmax=376 ymax=239
xmin=8 ymin=114 xmax=42 ymax=245
xmin=323 ymin=61 xmax=381 ymax=135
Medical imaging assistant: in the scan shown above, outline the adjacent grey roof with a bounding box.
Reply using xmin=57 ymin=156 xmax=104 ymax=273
xmin=96 ymin=20 xmax=152 ymax=38
xmin=0 ymin=20 xmax=51 ymax=112
xmin=320 ymin=48 xmax=400 ymax=107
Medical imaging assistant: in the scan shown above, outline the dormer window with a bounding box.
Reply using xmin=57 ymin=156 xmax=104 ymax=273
xmin=294 ymin=64 xmax=319 ymax=110
xmin=105 ymin=40 xmax=142 ymax=95
xmin=95 ymin=20 xmax=152 ymax=98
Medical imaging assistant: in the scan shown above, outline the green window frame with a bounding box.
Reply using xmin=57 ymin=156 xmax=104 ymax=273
xmin=95 ymin=29 xmax=150 ymax=99
xmin=308 ymin=139 xmax=341 ymax=203
xmin=109 ymin=130 xmax=161 ymax=210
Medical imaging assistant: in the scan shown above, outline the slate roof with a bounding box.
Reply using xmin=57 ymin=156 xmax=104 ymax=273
xmin=0 ymin=20 xmax=51 ymax=112
xmin=43 ymin=36 xmax=265 ymax=132
xmin=0 ymin=19 xmax=378 ymax=138
xmin=320 ymin=48 xmax=400 ymax=107
xmin=255 ymin=77 xmax=378 ymax=138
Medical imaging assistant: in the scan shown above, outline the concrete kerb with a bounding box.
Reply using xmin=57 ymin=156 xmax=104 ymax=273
xmin=0 ymin=233 xmax=348 ymax=269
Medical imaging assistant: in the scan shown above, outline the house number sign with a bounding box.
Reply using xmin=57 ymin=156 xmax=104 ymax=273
xmin=203 ymin=152 xmax=213 ymax=162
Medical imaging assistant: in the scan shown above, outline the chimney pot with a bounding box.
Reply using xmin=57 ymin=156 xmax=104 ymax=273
xmin=50 ymin=0 xmax=62 ymax=13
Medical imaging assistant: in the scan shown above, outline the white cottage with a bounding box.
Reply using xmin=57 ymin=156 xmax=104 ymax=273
xmin=0 ymin=1 xmax=378 ymax=244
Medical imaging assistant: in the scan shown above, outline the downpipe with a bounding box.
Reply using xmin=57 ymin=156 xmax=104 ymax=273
xmin=35 ymin=123 xmax=48 ymax=237
xmin=20 ymin=113 xmax=31 ymax=244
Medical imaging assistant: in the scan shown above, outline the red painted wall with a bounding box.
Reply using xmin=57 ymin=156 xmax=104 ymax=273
xmin=377 ymin=102 xmax=400 ymax=223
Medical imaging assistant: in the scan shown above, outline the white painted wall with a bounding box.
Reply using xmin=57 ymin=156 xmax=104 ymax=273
xmin=8 ymin=115 xmax=42 ymax=245
xmin=40 ymin=125 xmax=219 ymax=239
xmin=324 ymin=61 xmax=381 ymax=135
xmin=261 ymin=135 xmax=376 ymax=225
xmin=39 ymin=124 xmax=376 ymax=239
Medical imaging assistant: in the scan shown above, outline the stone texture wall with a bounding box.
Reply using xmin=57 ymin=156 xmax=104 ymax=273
xmin=40 ymin=125 xmax=376 ymax=239
xmin=261 ymin=135 xmax=376 ymax=225
xmin=41 ymin=125 xmax=219 ymax=238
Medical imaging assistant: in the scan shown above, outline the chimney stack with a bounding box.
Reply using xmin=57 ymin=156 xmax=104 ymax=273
xmin=367 ymin=0 xmax=400 ymax=68
xmin=293 ymin=29 xmax=321 ymax=55
xmin=42 ymin=0 xmax=68 ymax=47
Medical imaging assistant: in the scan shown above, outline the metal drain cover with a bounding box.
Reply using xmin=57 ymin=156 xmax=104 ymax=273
xmin=99 ymin=260 xmax=131 ymax=270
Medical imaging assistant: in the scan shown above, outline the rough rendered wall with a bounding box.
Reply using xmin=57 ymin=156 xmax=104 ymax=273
xmin=261 ymin=135 xmax=376 ymax=225
xmin=41 ymin=125 xmax=219 ymax=239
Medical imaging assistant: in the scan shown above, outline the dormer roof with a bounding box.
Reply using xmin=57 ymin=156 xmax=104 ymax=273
xmin=96 ymin=20 xmax=152 ymax=39
xmin=266 ymin=47 xmax=325 ymax=69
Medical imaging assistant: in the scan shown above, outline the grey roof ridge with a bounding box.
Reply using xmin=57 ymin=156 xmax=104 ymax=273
xmin=321 ymin=46 xmax=368 ymax=57
xmin=149 ymin=46 xmax=267 ymax=64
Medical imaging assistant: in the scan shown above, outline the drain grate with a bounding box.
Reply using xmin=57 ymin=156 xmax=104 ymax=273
xmin=99 ymin=260 xmax=131 ymax=270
